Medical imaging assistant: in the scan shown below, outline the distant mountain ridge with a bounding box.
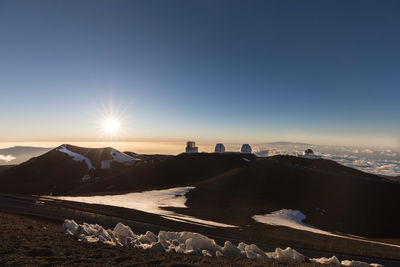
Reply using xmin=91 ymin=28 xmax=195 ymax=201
xmin=262 ymin=141 xmax=312 ymax=146
xmin=0 ymin=146 xmax=52 ymax=165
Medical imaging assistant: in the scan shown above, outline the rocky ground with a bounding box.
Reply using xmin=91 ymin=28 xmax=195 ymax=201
xmin=0 ymin=212 xmax=328 ymax=266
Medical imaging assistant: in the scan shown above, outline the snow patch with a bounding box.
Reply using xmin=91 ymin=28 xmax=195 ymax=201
xmin=57 ymin=145 xmax=95 ymax=170
xmin=253 ymin=209 xmax=334 ymax=236
xmin=341 ymin=260 xmax=384 ymax=267
xmin=111 ymin=148 xmax=136 ymax=163
xmin=253 ymin=209 xmax=400 ymax=249
xmin=52 ymin=187 xmax=235 ymax=228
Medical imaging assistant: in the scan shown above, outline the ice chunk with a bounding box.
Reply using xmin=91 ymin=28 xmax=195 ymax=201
xmin=83 ymin=236 xmax=99 ymax=243
xmin=221 ymin=241 xmax=241 ymax=257
xmin=216 ymin=250 xmax=223 ymax=257
xmin=158 ymin=231 xmax=222 ymax=256
xmin=237 ymin=242 xmax=249 ymax=256
xmin=270 ymin=247 xmax=305 ymax=263
xmin=113 ymin=223 xmax=136 ymax=246
xmin=149 ymin=241 xmax=165 ymax=252
xmin=311 ymin=256 xmax=340 ymax=265
xmin=62 ymin=219 xmax=78 ymax=235
xmin=138 ymin=231 xmax=158 ymax=244
xmin=341 ymin=260 xmax=383 ymax=267
xmin=77 ymin=223 xmax=97 ymax=236
xmin=202 ymin=249 xmax=212 ymax=257
xmin=244 ymin=244 xmax=268 ymax=259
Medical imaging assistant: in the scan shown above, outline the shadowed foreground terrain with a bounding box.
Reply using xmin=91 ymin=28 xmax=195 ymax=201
xmin=0 ymin=212 xmax=326 ymax=266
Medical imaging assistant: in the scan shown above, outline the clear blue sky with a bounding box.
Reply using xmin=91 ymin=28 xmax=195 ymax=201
xmin=0 ymin=0 xmax=399 ymax=147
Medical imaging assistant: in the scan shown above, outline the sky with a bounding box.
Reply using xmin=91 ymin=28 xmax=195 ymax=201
xmin=0 ymin=0 xmax=399 ymax=148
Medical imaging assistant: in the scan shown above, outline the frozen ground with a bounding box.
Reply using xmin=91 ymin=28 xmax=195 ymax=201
xmin=52 ymin=187 xmax=236 ymax=228
xmin=62 ymin=219 xmax=383 ymax=266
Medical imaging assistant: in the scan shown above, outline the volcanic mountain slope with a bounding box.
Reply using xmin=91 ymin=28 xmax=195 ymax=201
xmin=1 ymin=146 xmax=399 ymax=239
xmin=180 ymin=155 xmax=400 ymax=238
xmin=67 ymin=152 xmax=257 ymax=194
xmin=0 ymin=145 xmax=255 ymax=195
xmin=0 ymin=144 xmax=137 ymax=194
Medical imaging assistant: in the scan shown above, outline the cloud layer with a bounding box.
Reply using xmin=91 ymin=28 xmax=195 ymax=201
xmin=0 ymin=154 xmax=16 ymax=162
xmin=251 ymin=144 xmax=400 ymax=177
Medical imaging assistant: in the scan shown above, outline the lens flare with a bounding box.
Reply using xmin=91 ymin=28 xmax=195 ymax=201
xmin=103 ymin=118 xmax=120 ymax=134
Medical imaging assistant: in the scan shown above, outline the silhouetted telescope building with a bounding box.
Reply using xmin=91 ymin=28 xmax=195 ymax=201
xmin=185 ymin=141 xmax=198 ymax=154
xmin=215 ymin=143 xmax=225 ymax=153
xmin=299 ymin=148 xmax=321 ymax=159
xmin=241 ymin=144 xmax=252 ymax=153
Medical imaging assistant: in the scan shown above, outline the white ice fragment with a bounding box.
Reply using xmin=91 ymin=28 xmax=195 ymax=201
xmin=216 ymin=250 xmax=223 ymax=257
xmin=310 ymin=256 xmax=340 ymax=265
xmin=84 ymin=236 xmax=99 ymax=243
xmin=221 ymin=241 xmax=241 ymax=257
xmin=202 ymin=249 xmax=212 ymax=257
xmin=244 ymin=244 xmax=268 ymax=259
xmin=342 ymin=260 xmax=383 ymax=267
xmin=62 ymin=219 xmax=78 ymax=235
xmin=113 ymin=222 xmax=136 ymax=246
xmin=148 ymin=241 xmax=165 ymax=252
xmin=270 ymin=247 xmax=305 ymax=263
xmin=138 ymin=231 xmax=158 ymax=244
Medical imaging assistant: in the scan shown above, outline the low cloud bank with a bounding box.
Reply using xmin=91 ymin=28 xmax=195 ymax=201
xmin=0 ymin=154 xmax=16 ymax=162
xmin=252 ymin=144 xmax=400 ymax=176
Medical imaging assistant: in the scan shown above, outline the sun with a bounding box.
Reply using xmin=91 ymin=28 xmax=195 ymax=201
xmin=95 ymin=98 xmax=128 ymax=140
xmin=103 ymin=118 xmax=120 ymax=134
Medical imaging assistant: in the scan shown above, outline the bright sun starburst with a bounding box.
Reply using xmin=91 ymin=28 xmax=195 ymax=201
xmin=103 ymin=118 xmax=120 ymax=134
xmin=95 ymin=99 xmax=128 ymax=140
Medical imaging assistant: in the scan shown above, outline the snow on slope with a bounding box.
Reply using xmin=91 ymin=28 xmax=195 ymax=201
xmin=52 ymin=187 xmax=235 ymax=228
xmin=57 ymin=145 xmax=95 ymax=170
xmin=110 ymin=148 xmax=136 ymax=162
xmin=62 ymin=219 xmax=383 ymax=266
xmin=253 ymin=209 xmax=334 ymax=236
xmin=253 ymin=209 xmax=400 ymax=249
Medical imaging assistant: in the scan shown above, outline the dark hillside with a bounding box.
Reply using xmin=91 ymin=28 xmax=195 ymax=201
xmin=69 ymin=153 xmax=257 ymax=194
xmin=182 ymin=156 xmax=400 ymax=238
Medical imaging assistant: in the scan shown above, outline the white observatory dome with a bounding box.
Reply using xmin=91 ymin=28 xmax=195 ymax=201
xmin=241 ymin=144 xmax=252 ymax=153
xmin=299 ymin=148 xmax=321 ymax=159
xmin=215 ymin=143 xmax=225 ymax=153
xmin=304 ymin=149 xmax=314 ymax=155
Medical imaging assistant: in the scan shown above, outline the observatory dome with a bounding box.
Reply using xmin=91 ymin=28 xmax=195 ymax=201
xmin=215 ymin=143 xmax=225 ymax=153
xmin=241 ymin=144 xmax=252 ymax=154
xmin=304 ymin=149 xmax=314 ymax=155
